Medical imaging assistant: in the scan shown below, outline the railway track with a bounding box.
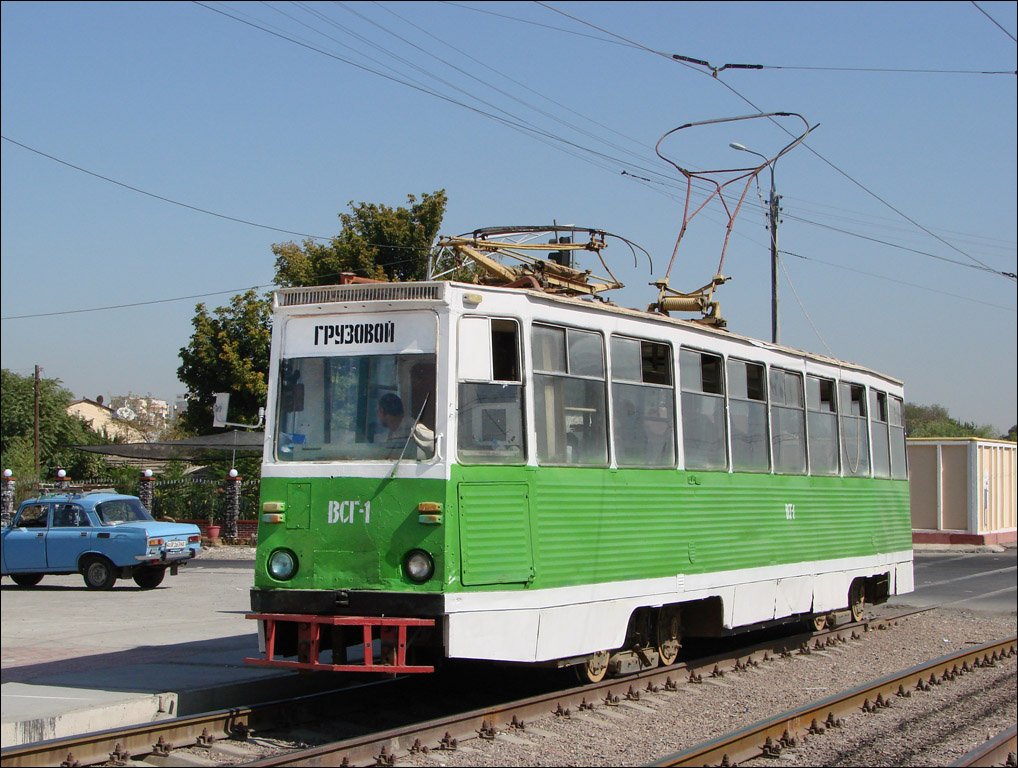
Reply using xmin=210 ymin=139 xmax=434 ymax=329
xmin=650 ymin=636 xmax=1017 ymax=767
xmin=2 ymin=610 xmax=1011 ymax=768
xmin=953 ymin=726 xmax=1017 ymax=767
xmin=0 ymin=612 xmax=875 ymax=768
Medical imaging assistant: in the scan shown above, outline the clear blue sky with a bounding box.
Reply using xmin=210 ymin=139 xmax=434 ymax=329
xmin=2 ymin=1 xmax=1015 ymax=433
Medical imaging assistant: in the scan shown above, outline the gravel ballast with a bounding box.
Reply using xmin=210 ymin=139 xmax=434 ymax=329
xmin=405 ymin=607 xmax=1016 ymax=767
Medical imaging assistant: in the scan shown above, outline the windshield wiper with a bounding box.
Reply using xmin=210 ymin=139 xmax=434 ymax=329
xmin=389 ymin=394 xmax=431 ymax=478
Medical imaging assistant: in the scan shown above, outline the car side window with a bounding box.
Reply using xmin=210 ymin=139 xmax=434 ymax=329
xmin=16 ymin=504 xmax=49 ymax=528
xmin=52 ymin=504 xmax=89 ymax=528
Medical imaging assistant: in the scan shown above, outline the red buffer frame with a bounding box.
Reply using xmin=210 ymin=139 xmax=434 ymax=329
xmin=245 ymin=613 xmax=436 ymax=673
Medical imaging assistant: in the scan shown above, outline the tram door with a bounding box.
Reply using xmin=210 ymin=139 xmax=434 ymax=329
xmin=458 ymin=483 xmax=534 ymax=586
xmin=456 ymin=316 xmax=532 ymax=586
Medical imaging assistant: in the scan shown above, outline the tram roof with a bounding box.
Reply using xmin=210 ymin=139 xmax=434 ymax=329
xmin=273 ymin=280 xmax=903 ymax=388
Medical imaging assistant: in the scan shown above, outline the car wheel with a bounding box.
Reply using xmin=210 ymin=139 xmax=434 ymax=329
xmin=133 ymin=567 xmax=166 ymax=590
xmin=11 ymin=573 xmax=44 ymax=587
xmin=82 ymin=557 xmax=117 ymax=590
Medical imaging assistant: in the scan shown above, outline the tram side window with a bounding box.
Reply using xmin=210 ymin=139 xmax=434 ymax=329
xmin=679 ymin=349 xmax=727 ymax=470
xmin=839 ymin=382 xmax=871 ymax=477
xmin=870 ymin=390 xmax=891 ymax=479
xmin=533 ymin=325 xmax=608 ymax=466
xmin=611 ymin=336 xmax=675 ymax=467
xmin=806 ymin=376 xmax=840 ymax=475
xmin=770 ymin=369 xmax=806 ymax=474
xmin=457 ymin=317 xmax=525 ymax=464
xmin=889 ymin=395 xmax=908 ymax=480
xmin=728 ymin=359 xmax=770 ymax=472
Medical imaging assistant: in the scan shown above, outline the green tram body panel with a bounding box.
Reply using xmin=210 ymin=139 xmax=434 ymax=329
xmin=254 ymin=467 xmax=911 ymax=596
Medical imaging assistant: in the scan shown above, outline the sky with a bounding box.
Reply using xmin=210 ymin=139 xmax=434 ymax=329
xmin=2 ymin=1 xmax=1016 ymax=433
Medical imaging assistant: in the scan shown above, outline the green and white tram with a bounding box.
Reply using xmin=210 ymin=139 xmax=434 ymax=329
xmin=247 ymin=236 xmax=913 ymax=680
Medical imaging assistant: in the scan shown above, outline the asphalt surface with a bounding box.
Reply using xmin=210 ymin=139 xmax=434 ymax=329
xmin=900 ymin=547 xmax=1017 ymax=614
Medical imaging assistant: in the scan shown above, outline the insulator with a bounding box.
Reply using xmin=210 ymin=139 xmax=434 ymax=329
xmin=660 ymin=296 xmax=705 ymax=312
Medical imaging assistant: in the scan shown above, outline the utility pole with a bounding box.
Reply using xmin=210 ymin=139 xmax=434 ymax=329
xmin=766 ymin=171 xmax=781 ymax=346
xmin=34 ymin=365 xmax=40 ymax=474
xmin=730 ymin=142 xmax=781 ymax=345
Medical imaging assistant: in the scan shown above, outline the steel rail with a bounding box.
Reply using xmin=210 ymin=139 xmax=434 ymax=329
xmin=647 ymin=636 xmax=1017 ymax=767
xmin=0 ymin=610 xmax=929 ymax=768
xmin=952 ymin=725 xmax=1017 ymax=768
xmin=0 ymin=677 xmax=403 ymax=768
xmin=239 ymin=613 xmax=912 ymax=767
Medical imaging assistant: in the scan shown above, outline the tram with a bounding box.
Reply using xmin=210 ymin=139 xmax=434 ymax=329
xmin=245 ymin=226 xmax=913 ymax=682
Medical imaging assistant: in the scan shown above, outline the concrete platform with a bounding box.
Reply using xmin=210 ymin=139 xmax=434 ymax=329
xmin=1 ymin=559 xmax=345 ymax=748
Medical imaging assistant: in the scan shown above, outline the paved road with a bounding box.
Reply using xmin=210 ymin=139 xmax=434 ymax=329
xmin=892 ymin=548 xmax=1017 ymax=614
xmin=0 ymin=560 xmax=258 ymax=677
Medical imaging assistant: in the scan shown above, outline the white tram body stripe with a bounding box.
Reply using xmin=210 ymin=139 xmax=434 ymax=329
xmin=443 ymin=550 xmax=913 ymax=662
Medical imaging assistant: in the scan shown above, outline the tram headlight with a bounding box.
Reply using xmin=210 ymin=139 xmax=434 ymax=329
xmin=403 ymin=549 xmax=434 ymax=583
xmin=268 ymin=549 xmax=299 ymax=581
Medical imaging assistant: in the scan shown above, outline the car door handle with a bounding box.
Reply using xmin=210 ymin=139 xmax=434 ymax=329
xmin=36 ymin=533 xmax=44 ymax=538
xmin=80 ymin=532 xmax=88 ymax=537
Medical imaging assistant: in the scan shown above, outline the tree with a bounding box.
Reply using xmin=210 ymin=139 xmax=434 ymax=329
xmin=176 ymin=290 xmax=272 ymax=434
xmin=0 ymin=369 xmax=113 ymax=479
xmin=273 ymin=190 xmax=448 ymax=286
xmin=904 ymin=402 xmax=1000 ymax=439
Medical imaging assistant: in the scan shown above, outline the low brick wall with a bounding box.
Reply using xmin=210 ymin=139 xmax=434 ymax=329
xmin=913 ymin=529 xmax=1017 ymax=546
xmin=173 ymin=519 xmax=258 ymax=540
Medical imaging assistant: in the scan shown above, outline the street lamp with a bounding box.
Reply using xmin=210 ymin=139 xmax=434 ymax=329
xmin=730 ymin=142 xmax=780 ymax=345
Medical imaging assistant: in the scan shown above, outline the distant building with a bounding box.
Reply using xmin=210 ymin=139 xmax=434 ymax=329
xmin=908 ymin=437 xmax=1016 ymax=546
xmin=67 ymin=399 xmax=147 ymax=443
xmin=106 ymin=394 xmax=171 ymax=430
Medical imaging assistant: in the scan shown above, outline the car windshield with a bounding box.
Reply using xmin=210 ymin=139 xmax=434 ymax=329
xmin=95 ymin=498 xmax=154 ymax=525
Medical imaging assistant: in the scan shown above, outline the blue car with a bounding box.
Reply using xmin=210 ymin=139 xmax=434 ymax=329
xmin=1 ymin=491 xmax=201 ymax=589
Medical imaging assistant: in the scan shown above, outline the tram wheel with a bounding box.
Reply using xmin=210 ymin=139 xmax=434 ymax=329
xmin=656 ymin=606 xmax=681 ymax=666
xmin=811 ymin=613 xmax=828 ymax=631
xmin=576 ymin=650 xmax=610 ymax=684
xmin=849 ymin=582 xmax=866 ymax=622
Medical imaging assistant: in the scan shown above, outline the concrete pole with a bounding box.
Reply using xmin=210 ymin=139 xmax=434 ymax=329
xmin=138 ymin=470 xmax=155 ymax=514
xmin=1 ymin=471 xmax=14 ymax=527
xmin=223 ymin=471 xmax=241 ymax=540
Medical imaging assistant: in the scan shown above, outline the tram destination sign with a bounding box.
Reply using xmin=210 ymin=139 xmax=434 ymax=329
xmin=282 ymin=310 xmax=437 ymax=356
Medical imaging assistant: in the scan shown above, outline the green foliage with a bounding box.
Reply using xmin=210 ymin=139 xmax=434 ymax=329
xmin=0 ymin=369 xmax=113 ymax=479
xmin=904 ymin=402 xmax=1004 ymax=440
xmin=177 ymin=290 xmax=272 ymax=434
xmin=273 ymin=190 xmax=448 ymax=285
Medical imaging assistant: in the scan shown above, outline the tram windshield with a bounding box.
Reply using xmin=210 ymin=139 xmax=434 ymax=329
xmin=275 ymin=353 xmax=437 ymax=462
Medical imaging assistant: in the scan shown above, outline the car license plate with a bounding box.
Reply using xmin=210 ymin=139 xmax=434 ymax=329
xmin=166 ymin=540 xmax=186 ymax=550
